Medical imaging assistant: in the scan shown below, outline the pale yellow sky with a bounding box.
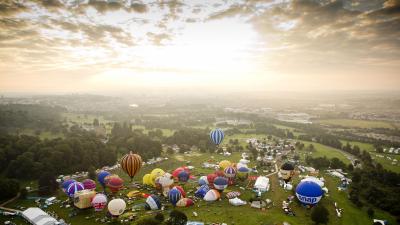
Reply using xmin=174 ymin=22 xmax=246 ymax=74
xmin=0 ymin=0 xmax=399 ymax=93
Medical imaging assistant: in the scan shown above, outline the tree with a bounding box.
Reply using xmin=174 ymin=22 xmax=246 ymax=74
xmin=367 ymin=207 xmax=374 ymax=218
xmin=294 ymin=154 xmax=300 ymax=161
xmin=88 ymin=166 xmax=96 ymax=180
xmin=93 ymin=118 xmax=99 ymax=127
xmin=166 ymin=210 xmax=187 ymax=225
xmin=167 ymin=147 xmax=174 ymax=155
xmin=0 ymin=179 xmax=20 ymax=201
xmin=311 ymin=205 xmax=329 ymax=224
xmin=38 ymin=172 xmax=58 ymax=196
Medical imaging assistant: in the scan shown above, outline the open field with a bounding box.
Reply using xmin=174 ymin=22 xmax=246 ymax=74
xmin=2 ymin=151 xmax=396 ymax=225
xmin=340 ymin=140 xmax=400 ymax=173
xmin=317 ymin=119 xmax=396 ymax=129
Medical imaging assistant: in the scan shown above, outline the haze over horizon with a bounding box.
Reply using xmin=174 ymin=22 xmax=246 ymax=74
xmin=1 ymin=0 xmax=399 ymax=93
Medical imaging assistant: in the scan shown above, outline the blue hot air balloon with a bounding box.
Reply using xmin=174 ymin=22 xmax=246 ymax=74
xmin=178 ymin=170 xmax=189 ymax=182
xmin=66 ymin=182 xmax=84 ymax=197
xmin=295 ymin=181 xmax=324 ymax=206
xmin=97 ymin=171 xmax=110 ymax=189
xmin=213 ymin=176 xmax=228 ymax=191
xmin=195 ymin=185 xmax=210 ymax=198
xmin=168 ymin=187 xmax=182 ymax=206
xmin=145 ymin=195 xmax=162 ymax=210
xmin=210 ymin=128 xmax=224 ymax=145
xmin=61 ymin=179 xmax=76 ymax=192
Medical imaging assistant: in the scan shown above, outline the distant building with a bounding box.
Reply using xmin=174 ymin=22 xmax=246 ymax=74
xmin=21 ymin=208 xmax=60 ymax=225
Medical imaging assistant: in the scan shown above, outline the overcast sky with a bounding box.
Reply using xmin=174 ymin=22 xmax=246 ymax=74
xmin=0 ymin=0 xmax=399 ymax=94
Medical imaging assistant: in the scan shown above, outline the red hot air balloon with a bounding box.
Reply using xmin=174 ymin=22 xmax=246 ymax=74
xmin=106 ymin=175 xmax=124 ymax=194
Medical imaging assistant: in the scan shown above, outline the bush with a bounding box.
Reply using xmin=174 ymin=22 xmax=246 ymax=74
xmin=311 ymin=205 xmax=329 ymax=224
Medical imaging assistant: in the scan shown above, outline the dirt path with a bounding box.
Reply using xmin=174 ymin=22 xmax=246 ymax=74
xmin=0 ymin=192 xmax=21 ymax=213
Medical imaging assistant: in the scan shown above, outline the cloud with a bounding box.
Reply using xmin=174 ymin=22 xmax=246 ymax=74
xmin=0 ymin=0 xmax=29 ymax=16
xmin=146 ymin=32 xmax=171 ymax=45
xmin=130 ymin=2 xmax=147 ymax=13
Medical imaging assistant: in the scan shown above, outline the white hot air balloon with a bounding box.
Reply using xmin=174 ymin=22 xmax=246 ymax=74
xmin=203 ymin=189 xmax=220 ymax=202
xmin=108 ymin=198 xmax=126 ymax=216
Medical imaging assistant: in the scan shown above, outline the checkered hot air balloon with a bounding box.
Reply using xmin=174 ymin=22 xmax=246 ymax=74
xmin=120 ymin=151 xmax=142 ymax=181
xmin=210 ymin=128 xmax=224 ymax=145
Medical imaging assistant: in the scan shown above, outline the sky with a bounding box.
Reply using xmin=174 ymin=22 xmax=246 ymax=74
xmin=0 ymin=0 xmax=399 ymax=94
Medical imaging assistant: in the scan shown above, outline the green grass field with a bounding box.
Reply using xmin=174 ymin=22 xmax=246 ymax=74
xmin=317 ymin=119 xmax=396 ymax=129
xmin=2 ymin=150 xmax=396 ymax=225
xmin=340 ymin=140 xmax=400 ymax=173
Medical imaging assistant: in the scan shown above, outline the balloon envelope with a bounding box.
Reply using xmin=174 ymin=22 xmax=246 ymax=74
xmin=198 ymin=176 xmax=209 ymax=186
xmin=62 ymin=179 xmax=76 ymax=192
xmin=175 ymin=185 xmax=186 ymax=198
xmin=92 ymin=193 xmax=107 ymax=211
xmin=145 ymin=195 xmax=162 ymax=210
xmin=98 ymin=171 xmax=111 ymax=187
xmin=207 ymin=174 xmax=217 ymax=185
xmin=204 ymin=189 xmax=220 ymax=201
xmin=213 ymin=177 xmax=228 ymax=191
xmin=295 ymin=181 xmax=324 ymax=205
xmin=168 ymin=187 xmax=182 ymax=206
xmin=108 ymin=198 xmax=126 ymax=216
xmin=66 ymin=182 xmax=84 ymax=197
xmin=195 ymin=185 xmax=210 ymax=198
xmin=176 ymin=198 xmax=194 ymax=207
xmin=224 ymin=166 xmax=236 ymax=178
xmin=219 ymin=160 xmax=231 ymax=170
xmin=82 ymin=179 xmax=96 ymax=190
xmin=143 ymin=174 xmax=152 ymax=186
xmin=106 ymin=176 xmax=123 ymax=193
xmin=178 ymin=170 xmax=189 ymax=182
xmin=210 ymin=128 xmax=224 ymax=145
xmin=157 ymin=173 xmax=174 ymax=188
xmin=120 ymin=151 xmax=142 ymax=179
xmin=150 ymin=168 xmax=165 ymax=187
xmin=172 ymin=167 xmax=189 ymax=178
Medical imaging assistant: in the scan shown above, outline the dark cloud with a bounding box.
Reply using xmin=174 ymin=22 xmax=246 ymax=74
xmin=146 ymin=32 xmax=171 ymax=45
xmin=87 ymin=0 xmax=124 ymax=13
xmin=0 ymin=0 xmax=28 ymax=16
xmin=130 ymin=2 xmax=147 ymax=13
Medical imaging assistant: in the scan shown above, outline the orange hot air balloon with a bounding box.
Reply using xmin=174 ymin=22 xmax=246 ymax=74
xmin=120 ymin=151 xmax=143 ymax=181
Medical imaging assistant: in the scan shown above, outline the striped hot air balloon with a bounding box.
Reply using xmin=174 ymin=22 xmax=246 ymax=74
xmin=145 ymin=195 xmax=162 ymax=210
xmin=224 ymin=166 xmax=236 ymax=178
xmin=195 ymin=185 xmax=210 ymax=198
xmin=62 ymin=179 xmax=76 ymax=193
xmin=210 ymin=128 xmax=224 ymax=145
xmin=168 ymin=187 xmax=182 ymax=206
xmin=120 ymin=151 xmax=143 ymax=181
xmin=66 ymin=182 xmax=84 ymax=197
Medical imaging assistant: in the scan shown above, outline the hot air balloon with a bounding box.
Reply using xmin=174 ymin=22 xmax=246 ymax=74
xmin=120 ymin=151 xmax=142 ymax=181
xmin=280 ymin=162 xmax=295 ymax=182
xmin=175 ymin=185 xmax=186 ymax=198
xmin=108 ymin=198 xmax=126 ymax=216
xmin=82 ymin=179 xmax=96 ymax=190
xmin=157 ymin=173 xmax=174 ymax=188
xmin=168 ymin=187 xmax=182 ymax=206
xmin=92 ymin=193 xmax=107 ymax=211
xmin=143 ymin=174 xmax=152 ymax=186
xmin=213 ymin=177 xmax=228 ymax=191
xmin=172 ymin=167 xmax=190 ymax=178
xmin=203 ymin=189 xmax=220 ymax=201
xmin=178 ymin=170 xmax=189 ymax=182
xmin=62 ymin=179 xmax=76 ymax=193
xmin=195 ymin=185 xmax=210 ymax=198
xmin=106 ymin=175 xmax=124 ymax=194
xmin=98 ymin=171 xmax=111 ymax=189
xmin=219 ymin=160 xmax=231 ymax=170
xmin=207 ymin=173 xmax=217 ymax=186
xmin=149 ymin=168 xmax=165 ymax=187
xmin=214 ymin=170 xmax=225 ymax=177
xmin=210 ymin=128 xmax=224 ymax=145
xmin=176 ymin=198 xmax=194 ymax=207
xmin=145 ymin=195 xmax=162 ymax=210
xmin=198 ymin=176 xmax=209 ymax=186
xmin=66 ymin=182 xmax=84 ymax=198
xmin=237 ymin=166 xmax=250 ymax=180
xmin=224 ymin=166 xmax=236 ymax=178
xmin=295 ymin=181 xmax=324 ymax=206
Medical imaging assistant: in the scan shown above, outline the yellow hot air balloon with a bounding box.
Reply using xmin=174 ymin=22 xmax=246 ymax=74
xmin=219 ymin=160 xmax=231 ymax=170
xmin=149 ymin=168 xmax=165 ymax=187
xmin=142 ymin=174 xmax=152 ymax=186
xmin=120 ymin=151 xmax=143 ymax=181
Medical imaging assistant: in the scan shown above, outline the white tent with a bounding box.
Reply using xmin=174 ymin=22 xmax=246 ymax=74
xmin=253 ymin=176 xmax=270 ymax=192
xmin=22 ymin=208 xmax=58 ymax=225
